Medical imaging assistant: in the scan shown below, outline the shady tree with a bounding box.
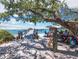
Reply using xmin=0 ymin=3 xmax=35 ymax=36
xmin=0 ymin=0 xmax=78 ymax=52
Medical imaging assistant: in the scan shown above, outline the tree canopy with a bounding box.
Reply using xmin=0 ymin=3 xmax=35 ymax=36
xmin=0 ymin=0 xmax=64 ymax=18
xmin=0 ymin=0 xmax=78 ymax=35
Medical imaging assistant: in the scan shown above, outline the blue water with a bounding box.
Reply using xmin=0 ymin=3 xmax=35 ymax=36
xmin=36 ymin=29 xmax=49 ymax=33
xmin=6 ymin=30 xmax=25 ymax=35
xmin=6 ymin=29 xmax=49 ymax=36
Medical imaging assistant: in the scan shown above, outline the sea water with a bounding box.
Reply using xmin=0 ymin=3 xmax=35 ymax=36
xmin=6 ymin=29 xmax=49 ymax=36
xmin=6 ymin=30 xmax=25 ymax=36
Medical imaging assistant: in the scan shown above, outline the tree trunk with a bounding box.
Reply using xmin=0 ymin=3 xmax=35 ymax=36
xmin=53 ymin=29 xmax=57 ymax=52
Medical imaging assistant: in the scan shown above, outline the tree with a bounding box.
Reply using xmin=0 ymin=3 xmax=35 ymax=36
xmin=0 ymin=0 xmax=78 ymax=52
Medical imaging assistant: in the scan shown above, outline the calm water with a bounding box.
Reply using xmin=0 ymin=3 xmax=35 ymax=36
xmin=6 ymin=30 xmax=25 ymax=36
xmin=6 ymin=29 xmax=49 ymax=36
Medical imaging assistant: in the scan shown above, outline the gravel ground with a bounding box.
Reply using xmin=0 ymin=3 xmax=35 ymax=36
xmin=0 ymin=38 xmax=78 ymax=59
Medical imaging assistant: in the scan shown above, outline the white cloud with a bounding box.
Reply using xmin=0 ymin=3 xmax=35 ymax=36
xmin=0 ymin=3 xmax=6 ymax=13
xmin=10 ymin=18 xmax=17 ymax=24
xmin=0 ymin=23 xmax=48 ymax=29
xmin=13 ymin=14 xmax=19 ymax=17
xmin=66 ymin=0 xmax=78 ymax=8
xmin=60 ymin=0 xmax=78 ymax=8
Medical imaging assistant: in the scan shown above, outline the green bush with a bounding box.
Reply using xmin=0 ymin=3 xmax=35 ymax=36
xmin=0 ymin=30 xmax=15 ymax=44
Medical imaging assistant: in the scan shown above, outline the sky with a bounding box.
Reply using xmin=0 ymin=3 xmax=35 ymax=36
xmin=0 ymin=3 xmax=6 ymax=13
xmin=0 ymin=0 xmax=78 ymax=29
xmin=60 ymin=0 xmax=78 ymax=8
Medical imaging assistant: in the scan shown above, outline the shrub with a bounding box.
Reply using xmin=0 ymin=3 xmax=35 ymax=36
xmin=0 ymin=30 xmax=15 ymax=44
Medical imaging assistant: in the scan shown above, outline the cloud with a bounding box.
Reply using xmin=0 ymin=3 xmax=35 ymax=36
xmin=10 ymin=18 xmax=17 ymax=24
xmin=66 ymin=0 xmax=78 ymax=8
xmin=0 ymin=23 xmax=48 ymax=29
xmin=60 ymin=0 xmax=78 ymax=8
xmin=0 ymin=3 xmax=7 ymax=13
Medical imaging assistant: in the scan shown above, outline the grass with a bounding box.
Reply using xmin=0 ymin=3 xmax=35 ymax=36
xmin=0 ymin=30 xmax=15 ymax=44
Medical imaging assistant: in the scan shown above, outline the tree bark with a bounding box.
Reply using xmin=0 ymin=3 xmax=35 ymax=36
xmin=53 ymin=29 xmax=57 ymax=52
